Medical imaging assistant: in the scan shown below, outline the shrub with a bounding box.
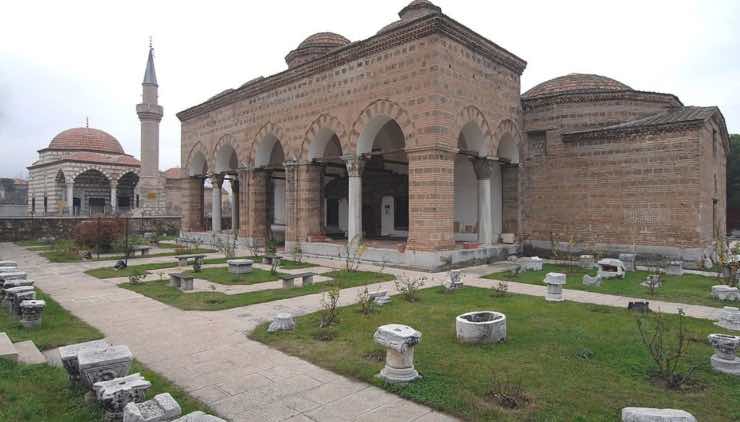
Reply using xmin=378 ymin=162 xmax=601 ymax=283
xmin=635 ymin=309 xmax=700 ymax=389
xmin=487 ymin=377 xmax=529 ymax=409
xmin=128 ymin=269 xmax=148 ymax=285
xmin=356 ymin=287 xmax=376 ymax=316
xmin=73 ymin=219 xmax=124 ymax=251
xmin=319 ymin=285 xmax=341 ymax=328
xmin=394 ymin=274 xmax=426 ymax=302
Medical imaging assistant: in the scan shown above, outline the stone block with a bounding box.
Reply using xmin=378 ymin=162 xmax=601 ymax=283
xmin=578 ymin=255 xmax=595 ymax=269
xmin=171 ymin=411 xmax=226 ymax=422
xmin=374 ymin=324 xmax=422 ymax=383
xmin=123 ymin=392 xmax=182 ymax=422
xmin=621 ymin=407 xmax=696 ymax=421
xmin=501 ymin=233 xmax=515 ymax=244
xmin=227 ymin=259 xmax=253 ymax=274
xmin=0 ymin=332 xmax=18 ymax=361
xmin=267 ymin=313 xmax=295 ymax=332
xmin=716 ymin=306 xmax=740 ymax=331
xmin=59 ymin=339 xmax=111 ymax=383
xmin=711 ymin=285 xmax=739 ymax=302
xmin=597 ymin=258 xmax=625 ymax=279
xmin=708 ymin=333 xmax=740 ymax=376
xmin=544 ymin=272 xmax=566 ymax=302
xmin=455 ymin=311 xmax=506 ymax=344
xmin=619 ymin=253 xmax=636 ymax=271
xmin=582 ymin=274 xmax=602 ymax=287
xmin=666 ymin=261 xmax=683 ymax=276
xmin=519 ymin=256 xmax=543 ymax=272
xmin=19 ymin=299 xmax=45 ymax=328
xmin=94 ymin=373 xmax=152 ymax=422
xmin=0 ymin=261 xmax=17 ymax=268
xmin=78 ymin=345 xmax=133 ymax=388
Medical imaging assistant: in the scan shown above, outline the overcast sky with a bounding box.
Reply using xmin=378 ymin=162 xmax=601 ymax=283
xmin=2 ymin=0 xmax=738 ymax=179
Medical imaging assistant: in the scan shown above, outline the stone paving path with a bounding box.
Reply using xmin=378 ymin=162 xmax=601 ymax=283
xmin=1 ymin=244 xmax=726 ymax=421
xmin=2 ymin=243 xmax=455 ymax=422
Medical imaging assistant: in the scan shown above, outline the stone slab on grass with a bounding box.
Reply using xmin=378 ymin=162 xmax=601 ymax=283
xmin=13 ymin=340 xmax=46 ymax=364
xmin=0 ymin=332 xmax=18 ymax=361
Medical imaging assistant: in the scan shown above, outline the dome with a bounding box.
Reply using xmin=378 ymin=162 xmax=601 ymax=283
xmin=523 ymin=73 xmax=632 ymax=99
xmin=285 ymin=32 xmax=351 ymax=68
xmin=379 ymin=0 xmax=442 ymax=34
xmin=48 ymin=127 xmax=125 ymax=154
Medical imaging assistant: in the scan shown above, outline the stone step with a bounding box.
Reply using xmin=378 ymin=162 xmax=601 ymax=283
xmin=43 ymin=347 xmax=63 ymax=367
xmin=0 ymin=332 xmax=18 ymax=361
xmin=14 ymin=340 xmax=46 ymax=364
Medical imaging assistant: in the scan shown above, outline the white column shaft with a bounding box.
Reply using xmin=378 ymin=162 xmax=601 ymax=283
xmin=477 ymin=178 xmax=492 ymax=245
xmin=491 ymin=162 xmax=503 ymax=242
xmin=212 ymin=182 xmax=222 ymax=233
xmin=347 ymin=176 xmax=362 ymax=243
xmin=110 ymin=186 xmax=117 ymax=214
xmin=66 ymin=183 xmax=74 ymax=216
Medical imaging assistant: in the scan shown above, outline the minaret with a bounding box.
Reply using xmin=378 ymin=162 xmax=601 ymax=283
xmin=135 ymin=40 xmax=166 ymax=215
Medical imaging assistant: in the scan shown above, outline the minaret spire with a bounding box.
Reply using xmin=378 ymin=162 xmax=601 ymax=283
xmin=143 ymin=37 xmax=158 ymax=86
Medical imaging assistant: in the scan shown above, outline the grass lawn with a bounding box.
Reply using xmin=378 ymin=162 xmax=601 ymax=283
xmin=121 ymin=270 xmax=394 ymax=311
xmin=41 ymin=248 xmax=217 ymax=264
xmin=184 ymin=267 xmax=283 ymax=285
xmin=252 ymin=287 xmax=740 ymax=421
xmin=484 ymin=263 xmax=725 ymax=308
xmin=0 ymin=358 xmax=210 ymax=422
xmin=0 ymin=289 xmax=102 ymax=350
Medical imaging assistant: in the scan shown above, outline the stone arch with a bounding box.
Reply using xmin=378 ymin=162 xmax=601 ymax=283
xmin=114 ymin=169 xmax=140 ymax=184
xmin=68 ymin=166 xmax=114 ymax=183
xmin=492 ymin=119 xmax=521 ymax=164
xmin=186 ymin=142 xmax=209 ymax=176
xmin=252 ymin=122 xmax=286 ymax=167
xmin=350 ymin=99 xmax=416 ymax=154
xmin=212 ymin=134 xmax=244 ymax=173
xmin=299 ymin=114 xmax=348 ymax=161
xmin=455 ymin=106 xmax=494 ymax=157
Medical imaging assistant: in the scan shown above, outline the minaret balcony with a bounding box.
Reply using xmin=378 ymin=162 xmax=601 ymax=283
xmin=136 ymin=103 xmax=163 ymax=120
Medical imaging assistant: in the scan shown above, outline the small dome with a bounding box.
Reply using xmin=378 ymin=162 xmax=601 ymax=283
xmin=523 ymin=73 xmax=632 ymax=99
xmin=398 ymin=0 xmax=442 ymax=20
xmin=285 ymin=32 xmax=351 ymax=68
xmin=48 ymin=127 xmax=125 ymax=154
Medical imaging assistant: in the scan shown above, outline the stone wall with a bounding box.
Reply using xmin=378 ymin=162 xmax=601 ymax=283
xmin=0 ymin=216 xmax=181 ymax=242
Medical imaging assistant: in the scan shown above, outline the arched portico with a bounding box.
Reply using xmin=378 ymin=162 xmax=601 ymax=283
xmin=184 ymin=146 xmax=209 ymax=232
xmin=213 ymin=142 xmax=240 ymax=233
xmin=72 ymin=169 xmax=111 ymax=216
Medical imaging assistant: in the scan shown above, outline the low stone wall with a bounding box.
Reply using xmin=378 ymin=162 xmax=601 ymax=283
xmin=0 ymin=216 xmax=181 ymax=242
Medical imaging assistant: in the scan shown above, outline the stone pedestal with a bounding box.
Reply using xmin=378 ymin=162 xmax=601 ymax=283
xmin=227 ymin=259 xmax=253 ymax=274
xmin=707 ymin=333 xmax=740 ymax=376
xmin=94 ymin=373 xmax=151 ymax=422
xmin=716 ymin=307 xmax=740 ymax=331
xmin=123 ymin=392 xmax=181 ymax=422
xmin=597 ymin=258 xmax=625 ymax=279
xmin=445 ymin=270 xmax=464 ymax=291
xmin=59 ymin=339 xmax=111 ymax=383
xmin=370 ymin=290 xmax=391 ymax=306
xmin=78 ymin=345 xmax=134 ymax=388
xmin=619 ymin=253 xmax=636 ymax=272
xmin=711 ymin=285 xmax=739 ymax=301
xmin=578 ymin=255 xmax=595 ymax=269
xmin=621 ymin=407 xmax=696 ymax=422
xmin=582 ymin=274 xmax=602 ymax=287
xmin=501 ymin=233 xmax=515 ymax=244
xmin=544 ymin=272 xmax=566 ymax=302
xmin=19 ymin=299 xmax=45 ymax=328
xmin=4 ymin=286 xmax=35 ymax=314
xmin=519 ymin=257 xmax=543 ymax=272
xmin=0 ymin=271 xmax=27 ymax=283
xmin=666 ymin=261 xmax=683 ymax=276
xmin=373 ymin=324 xmax=422 ymax=384
xmin=455 ymin=311 xmax=506 ymax=344
xmin=172 ymin=411 xmax=226 ymax=422
xmin=267 ymin=313 xmax=295 ymax=332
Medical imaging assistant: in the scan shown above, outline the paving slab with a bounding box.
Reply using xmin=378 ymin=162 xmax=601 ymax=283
xmin=14 ymin=340 xmax=47 ymax=364
xmin=0 ymin=332 xmax=18 ymax=361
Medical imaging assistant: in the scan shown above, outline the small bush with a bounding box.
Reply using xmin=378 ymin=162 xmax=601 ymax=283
xmin=319 ymin=285 xmax=341 ymax=328
xmin=487 ymin=377 xmax=530 ymax=409
xmin=394 ymin=274 xmax=426 ymax=302
xmin=356 ymin=287 xmax=376 ymax=316
xmin=491 ymin=280 xmax=509 ymax=297
xmin=73 ymin=219 xmax=124 ymax=251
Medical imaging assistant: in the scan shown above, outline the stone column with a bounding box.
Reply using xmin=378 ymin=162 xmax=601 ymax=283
xmin=343 ymin=155 xmax=365 ymax=244
xmin=490 ymin=160 xmax=502 ymax=243
xmin=472 ymin=158 xmax=492 ymax=245
xmin=283 ymin=160 xmax=298 ymax=243
xmin=230 ymin=178 xmax=239 ymax=233
xmin=406 ymin=144 xmax=456 ymax=251
xmin=238 ymin=169 xmax=250 ymax=238
xmin=211 ymin=174 xmax=224 ymax=233
xmin=296 ymin=163 xmax=322 ymax=242
xmin=247 ymin=170 xmax=268 ymax=246
xmin=110 ymin=185 xmax=117 ymax=215
xmin=66 ymin=182 xmax=74 ymax=216
xmin=182 ymin=177 xmax=204 ymax=232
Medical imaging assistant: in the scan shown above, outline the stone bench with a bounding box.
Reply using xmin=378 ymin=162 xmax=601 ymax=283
xmin=129 ymin=245 xmax=152 ymax=256
xmin=169 ymin=273 xmax=194 ymax=291
xmin=280 ymin=272 xmax=316 ymax=289
xmin=227 ymin=259 xmax=253 ymax=274
xmin=174 ymin=255 xmax=206 ymax=267
xmin=262 ymin=254 xmax=282 ymax=266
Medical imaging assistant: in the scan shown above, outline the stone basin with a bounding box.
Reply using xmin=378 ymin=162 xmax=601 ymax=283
xmin=455 ymin=311 xmax=507 ymax=344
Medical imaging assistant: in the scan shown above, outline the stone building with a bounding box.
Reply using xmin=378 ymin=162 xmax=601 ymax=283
xmin=0 ymin=178 xmax=28 ymax=217
xmin=176 ymin=1 xmax=729 ymax=268
xmin=26 ymin=45 xmax=180 ymax=217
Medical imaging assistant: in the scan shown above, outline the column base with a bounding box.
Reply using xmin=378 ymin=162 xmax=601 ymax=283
xmin=377 ymin=366 xmax=421 ymax=384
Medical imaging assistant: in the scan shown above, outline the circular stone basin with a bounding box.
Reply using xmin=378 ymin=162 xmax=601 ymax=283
xmin=455 ymin=311 xmax=507 ymax=344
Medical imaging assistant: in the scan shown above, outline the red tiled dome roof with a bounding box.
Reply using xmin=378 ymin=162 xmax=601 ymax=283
xmin=163 ymin=167 xmax=184 ymax=179
xmin=48 ymin=127 xmax=125 ymax=154
xmin=523 ymin=73 xmax=632 ymax=99
xmin=286 ymin=32 xmax=350 ymax=68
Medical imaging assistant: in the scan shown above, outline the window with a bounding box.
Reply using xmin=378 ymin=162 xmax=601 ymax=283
xmin=43 ymin=196 xmax=48 ymax=215
xmin=31 ymin=197 xmax=35 ymax=214
xmin=528 ymin=131 xmax=547 ymax=158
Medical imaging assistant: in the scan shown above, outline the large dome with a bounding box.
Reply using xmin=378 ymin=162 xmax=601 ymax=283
xmin=523 ymin=73 xmax=632 ymax=99
xmin=285 ymin=32 xmax=351 ymax=68
xmin=48 ymin=127 xmax=125 ymax=154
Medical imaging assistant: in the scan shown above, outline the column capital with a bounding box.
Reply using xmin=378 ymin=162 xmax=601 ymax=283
xmin=471 ymin=157 xmax=494 ymax=180
xmin=211 ymin=173 xmax=224 ymax=187
xmin=342 ymin=154 xmax=365 ymax=177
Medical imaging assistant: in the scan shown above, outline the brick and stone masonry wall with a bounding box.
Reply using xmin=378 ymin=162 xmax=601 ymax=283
xmin=0 ymin=216 xmax=181 ymax=242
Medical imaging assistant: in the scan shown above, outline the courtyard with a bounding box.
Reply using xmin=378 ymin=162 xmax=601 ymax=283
xmin=1 ymin=239 xmax=739 ymax=421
